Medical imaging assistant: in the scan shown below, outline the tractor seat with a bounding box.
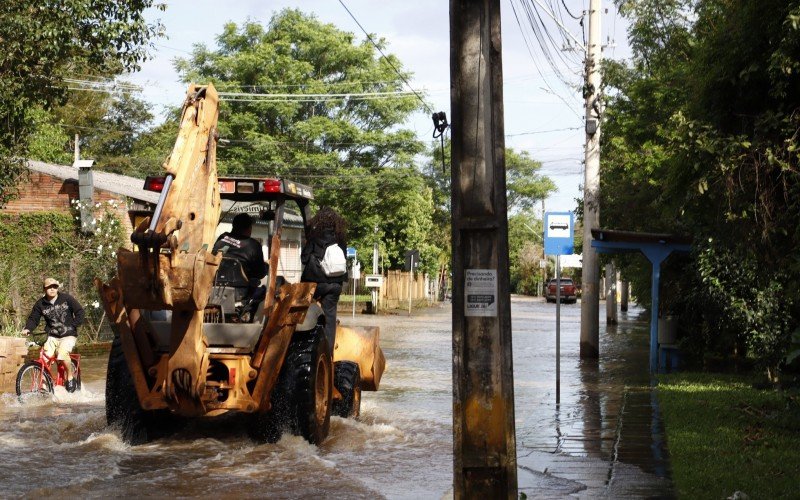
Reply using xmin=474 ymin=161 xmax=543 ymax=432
xmin=214 ymin=257 xmax=250 ymax=288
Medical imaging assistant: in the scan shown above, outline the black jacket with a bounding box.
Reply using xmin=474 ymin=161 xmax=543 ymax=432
xmin=213 ymin=232 xmax=268 ymax=286
xmin=301 ymin=227 xmax=347 ymax=284
xmin=24 ymin=292 xmax=85 ymax=338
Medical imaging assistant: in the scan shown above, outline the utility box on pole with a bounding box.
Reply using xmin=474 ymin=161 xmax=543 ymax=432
xmin=450 ymin=0 xmax=517 ymax=497
xmin=75 ymin=159 xmax=95 ymax=234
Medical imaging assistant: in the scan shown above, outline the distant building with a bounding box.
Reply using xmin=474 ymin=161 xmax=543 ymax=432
xmin=3 ymin=160 xmax=304 ymax=284
xmin=2 ymin=160 xmax=159 ymax=237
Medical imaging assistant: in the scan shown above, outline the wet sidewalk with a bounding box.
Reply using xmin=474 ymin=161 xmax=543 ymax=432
xmin=511 ymin=299 xmax=674 ymax=498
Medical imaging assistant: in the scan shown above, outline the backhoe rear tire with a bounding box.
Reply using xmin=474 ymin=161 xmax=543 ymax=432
xmin=106 ymin=335 xmax=178 ymax=445
xmin=332 ymin=361 xmax=361 ymax=419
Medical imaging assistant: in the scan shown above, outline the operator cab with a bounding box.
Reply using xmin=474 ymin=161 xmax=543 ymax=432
xmin=140 ymin=176 xmax=315 ymax=351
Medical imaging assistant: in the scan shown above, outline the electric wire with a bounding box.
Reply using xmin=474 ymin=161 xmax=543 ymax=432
xmin=337 ymin=0 xmax=433 ymax=115
xmin=561 ymin=0 xmax=582 ymax=20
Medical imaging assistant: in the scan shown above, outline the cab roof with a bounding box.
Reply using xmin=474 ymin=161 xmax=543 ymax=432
xmin=143 ymin=175 xmax=314 ymax=203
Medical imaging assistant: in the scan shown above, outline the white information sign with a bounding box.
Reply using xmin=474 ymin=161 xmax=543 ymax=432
xmin=546 ymin=214 xmax=571 ymax=238
xmin=364 ymin=274 xmax=384 ymax=288
xmin=350 ymin=261 xmax=361 ymax=280
xmin=465 ymin=269 xmax=498 ymax=317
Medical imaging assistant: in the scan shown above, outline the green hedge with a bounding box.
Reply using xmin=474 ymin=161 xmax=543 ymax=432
xmin=0 ymin=206 xmax=124 ymax=340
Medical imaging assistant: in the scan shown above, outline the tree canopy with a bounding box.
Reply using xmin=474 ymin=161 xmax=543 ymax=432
xmin=601 ymin=0 xmax=800 ymax=376
xmin=0 ymin=0 xmax=164 ymax=206
xmin=173 ymin=10 xmax=435 ymax=271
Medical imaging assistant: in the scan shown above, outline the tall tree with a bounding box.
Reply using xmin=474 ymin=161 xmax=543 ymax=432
xmin=505 ymin=149 xmax=556 ymax=212
xmin=174 ymin=10 xmax=433 ymax=268
xmin=0 ymin=1 xmax=164 ymax=206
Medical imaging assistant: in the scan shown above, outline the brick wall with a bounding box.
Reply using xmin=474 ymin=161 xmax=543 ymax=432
xmin=2 ymin=171 xmax=133 ymax=237
xmin=3 ymin=172 xmax=78 ymax=214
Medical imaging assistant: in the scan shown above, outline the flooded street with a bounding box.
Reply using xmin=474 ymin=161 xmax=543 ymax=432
xmin=0 ymin=297 xmax=669 ymax=498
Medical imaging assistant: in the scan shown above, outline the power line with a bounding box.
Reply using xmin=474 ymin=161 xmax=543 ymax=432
xmin=217 ymin=90 xmax=416 ymax=99
xmin=506 ymin=126 xmax=581 ymax=137
xmin=561 ymin=0 xmax=582 ymax=20
xmin=508 ymin=0 xmax=583 ymax=118
xmin=337 ymin=0 xmax=433 ymax=115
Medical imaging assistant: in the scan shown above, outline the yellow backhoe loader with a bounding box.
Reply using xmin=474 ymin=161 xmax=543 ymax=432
xmin=96 ymin=83 xmax=385 ymax=444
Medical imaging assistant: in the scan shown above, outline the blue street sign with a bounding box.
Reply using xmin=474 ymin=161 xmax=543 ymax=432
xmin=543 ymin=212 xmax=574 ymax=255
xmin=346 ymin=246 xmax=357 ymax=258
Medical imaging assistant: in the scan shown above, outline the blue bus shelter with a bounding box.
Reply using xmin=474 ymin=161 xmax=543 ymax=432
xmin=590 ymin=229 xmax=691 ymax=373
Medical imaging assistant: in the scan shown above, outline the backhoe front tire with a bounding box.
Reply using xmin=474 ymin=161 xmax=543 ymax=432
xmin=106 ymin=335 xmax=175 ymax=445
xmin=332 ymin=361 xmax=361 ymax=419
xmin=278 ymin=326 xmax=332 ymax=445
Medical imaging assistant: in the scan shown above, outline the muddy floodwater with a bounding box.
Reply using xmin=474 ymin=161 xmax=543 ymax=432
xmin=0 ymin=298 xmax=667 ymax=498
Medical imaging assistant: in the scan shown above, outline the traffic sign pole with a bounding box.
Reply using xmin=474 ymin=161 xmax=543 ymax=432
xmin=544 ymin=211 xmax=573 ymax=409
xmin=556 ymin=254 xmax=561 ymax=406
xmin=408 ymin=254 xmax=414 ymax=316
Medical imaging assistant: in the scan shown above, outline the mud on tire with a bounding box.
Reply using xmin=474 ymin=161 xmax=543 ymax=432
xmin=332 ymin=361 xmax=361 ymax=419
xmin=106 ymin=335 xmax=179 ymax=445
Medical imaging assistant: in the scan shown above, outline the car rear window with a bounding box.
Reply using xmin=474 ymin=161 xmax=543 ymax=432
xmin=550 ymin=279 xmax=573 ymax=285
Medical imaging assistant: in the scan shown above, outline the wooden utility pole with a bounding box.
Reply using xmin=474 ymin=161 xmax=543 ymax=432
xmin=605 ymin=262 xmax=617 ymax=324
xmin=450 ymin=0 xmax=517 ymax=497
xmin=580 ymin=0 xmax=602 ymax=358
xmin=620 ymin=281 xmax=629 ymax=312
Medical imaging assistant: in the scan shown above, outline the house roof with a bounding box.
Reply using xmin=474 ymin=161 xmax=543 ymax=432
xmin=26 ymin=161 xmax=304 ymax=221
xmin=27 ymin=160 xmax=160 ymax=204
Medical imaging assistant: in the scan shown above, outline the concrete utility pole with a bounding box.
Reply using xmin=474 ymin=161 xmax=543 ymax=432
xmin=74 ymin=133 xmax=80 ymax=163
xmin=450 ymin=0 xmax=517 ymax=497
xmin=580 ymin=0 xmax=602 ymax=359
xmin=541 ymin=199 xmax=547 ymax=296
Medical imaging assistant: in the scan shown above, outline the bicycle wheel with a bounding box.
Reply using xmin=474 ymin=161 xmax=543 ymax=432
xmin=16 ymin=362 xmax=54 ymax=398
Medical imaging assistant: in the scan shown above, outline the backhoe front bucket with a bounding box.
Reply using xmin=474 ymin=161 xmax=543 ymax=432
xmin=333 ymin=325 xmax=385 ymax=391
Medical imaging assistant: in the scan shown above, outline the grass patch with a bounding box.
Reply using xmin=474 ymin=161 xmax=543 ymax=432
xmin=339 ymin=294 xmax=372 ymax=302
xmin=658 ymin=372 xmax=800 ymax=499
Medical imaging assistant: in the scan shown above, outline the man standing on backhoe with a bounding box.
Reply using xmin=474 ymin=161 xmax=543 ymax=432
xmin=21 ymin=278 xmax=85 ymax=392
xmin=301 ymin=207 xmax=348 ymax=355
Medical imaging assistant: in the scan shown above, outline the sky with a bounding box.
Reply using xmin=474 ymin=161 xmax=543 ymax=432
xmin=125 ymin=0 xmax=630 ymax=215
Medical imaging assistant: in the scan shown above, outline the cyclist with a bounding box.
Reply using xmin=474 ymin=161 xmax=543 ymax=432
xmin=21 ymin=278 xmax=85 ymax=392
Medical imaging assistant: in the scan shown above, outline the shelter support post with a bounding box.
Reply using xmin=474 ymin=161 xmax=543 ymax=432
xmin=649 ymin=263 xmax=661 ymax=373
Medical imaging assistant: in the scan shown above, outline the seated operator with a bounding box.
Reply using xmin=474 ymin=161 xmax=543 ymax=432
xmin=213 ymin=213 xmax=268 ymax=320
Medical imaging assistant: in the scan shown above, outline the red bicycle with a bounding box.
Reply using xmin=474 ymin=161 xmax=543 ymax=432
xmin=16 ymin=336 xmax=82 ymax=397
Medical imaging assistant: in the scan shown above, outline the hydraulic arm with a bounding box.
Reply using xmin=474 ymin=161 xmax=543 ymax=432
xmin=107 ymin=83 xmax=222 ymax=413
